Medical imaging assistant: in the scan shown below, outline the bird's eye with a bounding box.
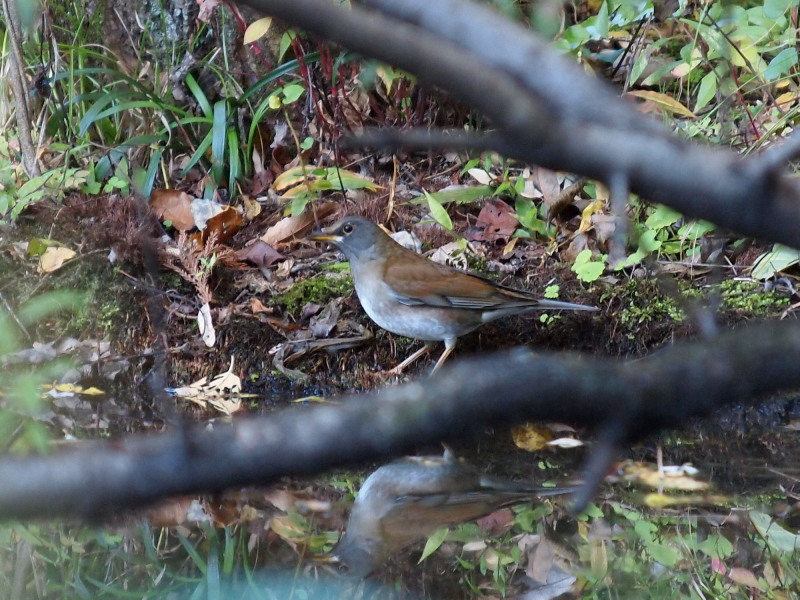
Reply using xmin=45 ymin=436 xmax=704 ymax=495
xmin=342 ymin=223 xmax=354 ymax=234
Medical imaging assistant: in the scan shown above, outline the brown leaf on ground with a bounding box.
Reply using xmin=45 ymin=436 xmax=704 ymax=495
xmin=202 ymin=206 xmax=243 ymax=244
xmin=476 ymin=508 xmax=514 ymax=536
xmin=150 ymin=189 xmax=195 ymax=231
xmin=260 ymin=202 xmax=337 ymax=247
xmin=528 ymin=538 xmax=556 ymax=584
xmin=468 ymin=199 xmax=518 ymax=243
xmin=236 ymin=240 xmax=284 ymax=268
xmin=535 ymin=167 xmax=562 ymax=210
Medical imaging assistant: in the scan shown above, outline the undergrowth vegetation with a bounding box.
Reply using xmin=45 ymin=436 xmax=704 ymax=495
xmin=1 ymin=0 xmax=799 ymax=597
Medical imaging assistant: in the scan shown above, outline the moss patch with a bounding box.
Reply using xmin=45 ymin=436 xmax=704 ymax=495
xmin=720 ymin=279 xmax=789 ymax=314
xmin=272 ymin=272 xmax=354 ymax=316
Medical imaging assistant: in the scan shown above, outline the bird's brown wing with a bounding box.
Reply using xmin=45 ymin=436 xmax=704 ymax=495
xmin=383 ymin=249 xmax=537 ymax=309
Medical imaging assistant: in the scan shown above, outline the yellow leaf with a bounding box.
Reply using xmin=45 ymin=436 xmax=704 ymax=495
xmin=80 ymin=387 xmax=105 ymax=396
xmin=626 ymin=90 xmax=696 ymax=118
xmin=776 ymin=92 xmax=796 ymax=109
xmin=579 ymin=198 xmax=605 ymax=234
xmin=243 ymin=17 xmax=272 ymax=44
xmin=38 ymin=246 xmax=76 ymax=273
xmin=511 ymin=422 xmax=552 ymax=452
xmin=502 ymin=237 xmax=518 ymax=256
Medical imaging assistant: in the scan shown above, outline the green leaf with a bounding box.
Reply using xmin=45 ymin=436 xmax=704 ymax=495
xmin=211 ymin=100 xmax=228 ymax=184
xmin=290 ymin=193 xmax=309 ymax=217
xmin=645 ymin=541 xmax=680 ymax=567
xmin=765 ymin=48 xmax=798 ymax=81
xmin=181 ymin=132 xmax=213 ymax=176
xmin=423 ymin=189 xmax=453 ymax=231
xmin=227 ymin=128 xmax=241 ymax=193
xmin=677 ymin=220 xmax=715 ymax=239
xmin=751 ymin=511 xmax=800 ymax=552
xmin=572 ymin=249 xmax=606 ymax=283
xmin=185 ymin=73 xmax=213 ymax=118
xmin=585 ymin=0 xmax=609 ymax=39
xmin=418 ymin=528 xmax=449 ymax=562
xmin=18 ymin=291 xmax=85 ymax=325
xmin=695 ymin=71 xmax=717 ymax=112
xmin=763 ymin=0 xmax=794 ymax=19
xmin=544 ymin=284 xmax=560 ymax=299
xmin=279 ymin=30 xmax=296 ymax=63
xmin=645 ymin=205 xmax=681 ymax=230
xmin=698 ymin=533 xmax=734 ymax=559
xmin=77 ymin=92 xmax=122 ymax=136
xmin=409 ymin=185 xmax=492 ymax=206
xmin=281 ymin=83 xmax=305 ymax=103
xmin=750 ymin=244 xmax=800 ymax=280
xmin=629 ymin=52 xmax=648 ymax=85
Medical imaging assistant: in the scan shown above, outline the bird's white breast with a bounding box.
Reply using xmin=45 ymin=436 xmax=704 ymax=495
xmin=350 ymin=260 xmax=464 ymax=342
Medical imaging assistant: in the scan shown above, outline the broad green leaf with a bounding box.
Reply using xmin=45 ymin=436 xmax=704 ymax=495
xmin=645 ymin=541 xmax=680 ymax=567
xmin=572 ymin=249 xmax=606 ymax=283
xmin=751 ymin=511 xmax=800 ymax=552
xmin=290 ymin=193 xmax=309 ymax=217
xmin=645 ymin=205 xmax=681 ymax=230
xmin=418 ymin=528 xmax=449 ymax=562
xmin=677 ymin=220 xmax=715 ymax=239
xmin=282 ymin=83 xmax=305 ymax=104
xmin=330 ymin=169 xmax=380 ymax=191
xmin=423 ymin=189 xmax=453 ymax=231
xmin=584 ymin=0 xmax=609 ymax=39
xmin=619 ymin=229 xmax=661 ymax=268
xmin=409 ymin=185 xmax=493 ymax=206
xmin=16 ymin=173 xmax=53 ymax=198
xmin=274 ymin=166 xmax=379 ymax=192
xmin=694 ymin=71 xmax=717 ymax=113
xmin=765 ymin=48 xmax=798 ymax=81
xmin=763 ymin=0 xmax=794 ymax=19
xmin=279 ymin=30 xmax=296 ymax=63
xmin=698 ymin=533 xmax=734 ymax=559
xmin=750 ymin=244 xmax=800 ymax=279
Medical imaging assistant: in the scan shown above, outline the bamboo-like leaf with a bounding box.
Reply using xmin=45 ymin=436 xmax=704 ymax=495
xmin=627 ymin=90 xmax=696 ymax=118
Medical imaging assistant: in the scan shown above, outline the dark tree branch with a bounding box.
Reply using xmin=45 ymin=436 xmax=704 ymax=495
xmin=1 ymin=320 xmax=799 ymax=520
xmin=237 ymin=0 xmax=800 ymax=249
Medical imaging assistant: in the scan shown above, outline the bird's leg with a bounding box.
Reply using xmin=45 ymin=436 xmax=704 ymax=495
xmin=388 ymin=342 xmax=435 ymax=375
xmin=430 ymin=339 xmax=457 ymax=374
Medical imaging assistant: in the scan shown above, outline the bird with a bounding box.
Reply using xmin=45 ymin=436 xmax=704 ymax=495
xmin=330 ymin=447 xmax=576 ymax=577
xmin=307 ymin=215 xmax=598 ymax=374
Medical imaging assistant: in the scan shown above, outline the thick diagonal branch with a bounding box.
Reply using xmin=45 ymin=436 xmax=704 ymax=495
xmin=0 ymin=320 xmax=798 ymax=520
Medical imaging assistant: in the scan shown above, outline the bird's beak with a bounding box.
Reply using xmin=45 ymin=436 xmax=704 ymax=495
xmin=307 ymin=226 xmax=342 ymax=243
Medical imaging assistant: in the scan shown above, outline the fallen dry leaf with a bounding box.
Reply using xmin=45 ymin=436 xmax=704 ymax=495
xmin=260 ymin=201 xmax=337 ymax=246
xmin=468 ymin=199 xmax=518 ymax=242
xmin=150 ymin=189 xmax=196 ymax=231
xmin=512 ymin=422 xmax=553 ymax=452
xmin=236 ymin=240 xmax=284 ymax=268
xmin=38 ymin=246 xmax=76 ymax=273
xmin=202 ymin=206 xmax=243 ymax=243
